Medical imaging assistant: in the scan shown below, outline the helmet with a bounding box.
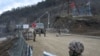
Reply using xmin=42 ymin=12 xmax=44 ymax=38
xmin=69 ymin=41 xmax=84 ymax=56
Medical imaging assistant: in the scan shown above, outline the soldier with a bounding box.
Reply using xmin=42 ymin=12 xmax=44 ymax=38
xmin=69 ymin=41 xmax=84 ymax=56
xmin=58 ymin=29 xmax=61 ymax=35
xmin=33 ymin=30 xmax=36 ymax=42
xmin=56 ymin=29 xmax=61 ymax=37
xmin=44 ymin=29 xmax=46 ymax=37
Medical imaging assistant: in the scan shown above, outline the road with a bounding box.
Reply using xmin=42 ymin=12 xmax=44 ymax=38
xmin=26 ymin=33 xmax=100 ymax=56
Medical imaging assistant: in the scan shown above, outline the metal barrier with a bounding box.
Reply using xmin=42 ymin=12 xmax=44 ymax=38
xmin=8 ymin=32 xmax=33 ymax=56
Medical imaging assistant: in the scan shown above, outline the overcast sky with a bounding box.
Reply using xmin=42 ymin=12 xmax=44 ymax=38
xmin=0 ymin=0 xmax=44 ymax=14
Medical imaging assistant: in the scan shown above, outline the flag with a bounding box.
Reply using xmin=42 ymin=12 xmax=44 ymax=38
xmin=70 ymin=2 xmax=76 ymax=9
xmin=70 ymin=2 xmax=78 ymax=16
xmin=32 ymin=23 xmax=36 ymax=28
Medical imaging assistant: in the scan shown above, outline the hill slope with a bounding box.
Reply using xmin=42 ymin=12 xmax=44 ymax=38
xmin=0 ymin=0 xmax=100 ymax=28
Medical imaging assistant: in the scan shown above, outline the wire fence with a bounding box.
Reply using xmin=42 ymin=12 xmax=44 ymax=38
xmin=8 ymin=32 xmax=32 ymax=56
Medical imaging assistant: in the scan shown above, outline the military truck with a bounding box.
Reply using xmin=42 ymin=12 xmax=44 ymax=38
xmin=35 ymin=23 xmax=46 ymax=37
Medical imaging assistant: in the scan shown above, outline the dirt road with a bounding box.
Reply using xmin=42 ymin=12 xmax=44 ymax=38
xmin=27 ymin=33 xmax=100 ymax=56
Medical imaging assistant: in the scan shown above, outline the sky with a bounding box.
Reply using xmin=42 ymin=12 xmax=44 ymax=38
xmin=0 ymin=0 xmax=44 ymax=14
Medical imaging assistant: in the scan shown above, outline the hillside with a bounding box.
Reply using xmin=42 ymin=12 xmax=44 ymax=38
xmin=0 ymin=0 xmax=100 ymax=28
xmin=0 ymin=0 xmax=66 ymax=23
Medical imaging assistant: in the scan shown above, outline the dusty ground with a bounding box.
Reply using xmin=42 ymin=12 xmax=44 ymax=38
xmin=27 ymin=33 xmax=100 ymax=56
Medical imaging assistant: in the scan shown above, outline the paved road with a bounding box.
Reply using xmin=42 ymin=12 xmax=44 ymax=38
xmin=27 ymin=33 xmax=100 ymax=56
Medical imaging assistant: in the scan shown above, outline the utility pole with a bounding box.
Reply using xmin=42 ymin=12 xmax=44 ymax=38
xmin=88 ymin=0 xmax=92 ymax=16
xmin=67 ymin=0 xmax=70 ymax=15
xmin=46 ymin=11 xmax=50 ymax=29
xmin=66 ymin=0 xmax=70 ymax=15
xmin=39 ymin=18 xmax=40 ymax=23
